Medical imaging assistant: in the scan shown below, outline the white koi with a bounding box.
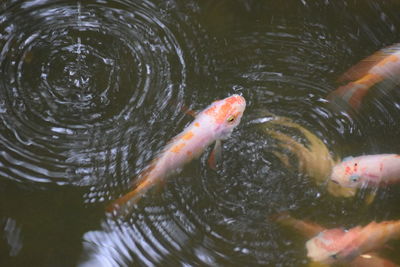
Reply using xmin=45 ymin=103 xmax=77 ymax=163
xmin=273 ymin=212 xmax=400 ymax=266
xmin=307 ymin=220 xmax=400 ymax=265
xmin=330 ymin=154 xmax=400 ymax=188
xmin=106 ymin=95 xmax=246 ymax=213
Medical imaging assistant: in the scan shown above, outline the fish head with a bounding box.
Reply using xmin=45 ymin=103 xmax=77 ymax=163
xmin=330 ymin=158 xmax=363 ymax=188
xmin=306 ymin=228 xmax=360 ymax=264
xmin=202 ymin=94 xmax=246 ymax=140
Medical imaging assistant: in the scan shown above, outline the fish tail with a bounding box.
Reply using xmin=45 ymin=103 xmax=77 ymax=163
xmin=271 ymin=150 xmax=291 ymax=168
xmin=328 ymin=73 xmax=383 ymax=110
xmin=106 ymin=178 xmax=154 ymax=213
xmin=267 ymin=129 xmax=308 ymax=163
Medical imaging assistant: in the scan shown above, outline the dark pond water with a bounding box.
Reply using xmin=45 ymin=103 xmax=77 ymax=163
xmin=1 ymin=0 xmax=400 ymax=266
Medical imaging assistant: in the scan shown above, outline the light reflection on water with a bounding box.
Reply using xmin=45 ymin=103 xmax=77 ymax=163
xmin=0 ymin=0 xmax=400 ymax=266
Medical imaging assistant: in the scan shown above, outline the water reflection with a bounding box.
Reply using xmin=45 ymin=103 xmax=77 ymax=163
xmin=2 ymin=217 xmax=23 ymax=257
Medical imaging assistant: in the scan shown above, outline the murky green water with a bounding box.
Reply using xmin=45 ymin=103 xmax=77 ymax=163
xmin=1 ymin=0 xmax=400 ymax=266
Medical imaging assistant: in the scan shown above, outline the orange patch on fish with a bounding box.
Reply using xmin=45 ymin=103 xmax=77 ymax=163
xmin=186 ymin=151 xmax=192 ymax=156
xmin=353 ymin=73 xmax=380 ymax=86
xmin=182 ymin=131 xmax=194 ymax=141
xmin=376 ymin=54 xmax=399 ymax=67
xmin=170 ymin=142 xmax=186 ymax=153
xmin=226 ymin=96 xmax=239 ymax=104
xmin=194 ymin=122 xmax=200 ymax=127
xmin=345 ymin=166 xmax=351 ymax=175
xmin=215 ymin=102 xmax=234 ymax=124
xmin=204 ymin=105 xmax=217 ymax=116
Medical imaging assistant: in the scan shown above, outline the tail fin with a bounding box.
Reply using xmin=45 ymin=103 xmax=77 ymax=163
xmin=106 ymin=178 xmax=154 ymax=214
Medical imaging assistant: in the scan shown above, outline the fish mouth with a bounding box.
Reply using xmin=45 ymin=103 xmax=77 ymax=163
xmin=331 ymin=179 xmax=339 ymax=184
xmin=230 ymin=94 xmax=246 ymax=107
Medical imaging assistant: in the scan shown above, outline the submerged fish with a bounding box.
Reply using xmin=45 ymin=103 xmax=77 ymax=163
xmin=106 ymin=95 xmax=246 ymax=213
xmin=261 ymin=114 xmax=356 ymax=198
xmin=330 ymin=154 xmax=400 ymax=188
xmin=273 ymin=212 xmax=399 ymax=266
xmin=306 ymin=220 xmax=400 ymax=265
xmin=272 ymin=212 xmax=325 ymax=238
xmin=328 ymin=43 xmax=400 ymax=110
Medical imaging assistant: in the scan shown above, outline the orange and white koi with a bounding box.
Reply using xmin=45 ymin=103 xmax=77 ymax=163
xmin=330 ymin=154 xmax=400 ymax=188
xmin=106 ymin=95 xmax=246 ymax=213
xmin=328 ymin=43 xmax=400 ymax=110
xmin=306 ymin=220 xmax=400 ymax=265
xmin=273 ymin=212 xmax=400 ymax=266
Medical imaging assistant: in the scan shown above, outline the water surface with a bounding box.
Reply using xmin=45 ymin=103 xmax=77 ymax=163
xmin=1 ymin=0 xmax=400 ymax=266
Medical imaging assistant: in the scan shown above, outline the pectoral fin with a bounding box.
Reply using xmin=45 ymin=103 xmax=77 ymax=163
xmin=181 ymin=104 xmax=198 ymax=118
xmin=364 ymin=191 xmax=376 ymax=205
xmin=208 ymin=140 xmax=222 ymax=170
xmin=326 ymin=180 xmax=357 ymax=198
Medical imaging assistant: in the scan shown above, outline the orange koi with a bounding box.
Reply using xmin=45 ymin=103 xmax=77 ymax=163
xmin=106 ymin=95 xmax=246 ymax=213
xmin=328 ymin=43 xmax=400 ymax=110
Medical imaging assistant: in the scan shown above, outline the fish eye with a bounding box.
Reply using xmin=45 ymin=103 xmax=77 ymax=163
xmin=350 ymin=175 xmax=360 ymax=183
xmin=227 ymin=115 xmax=236 ymax=123
xmin=330 ymin=253 xmax=338 ymax=259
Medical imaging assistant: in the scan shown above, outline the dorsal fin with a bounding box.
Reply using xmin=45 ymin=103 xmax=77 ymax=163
xmin=180 ymin=103 xmax=198 ymax=118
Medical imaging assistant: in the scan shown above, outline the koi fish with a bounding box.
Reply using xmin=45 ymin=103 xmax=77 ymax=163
xmin=306 ymin=220 xmax=400 ymax=265
xmin=273 ymin=212 xmax=400 ymax=266
xmin=272 ymin=212 xmax=325 ymax=238
xmin=261 ymin=114 xmax=356 ymax=198
xmin=328 ymin=43 xmax=400 ymax=110
xmin=330 ymin=154 xmax=400 ymax=188
xmin=106 ymin=95 xmax=246 ymax=213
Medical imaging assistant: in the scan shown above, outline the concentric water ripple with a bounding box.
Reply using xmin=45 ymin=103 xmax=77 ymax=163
xmin=0 ymin=0 xmax=187 ymax=185
xmin=81 ymin=18 xmax=364 ymax=266
xmin=3 ymin=0 xmax=400 ymax=266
